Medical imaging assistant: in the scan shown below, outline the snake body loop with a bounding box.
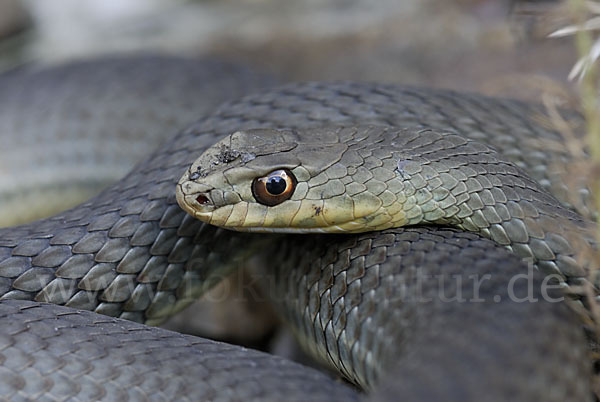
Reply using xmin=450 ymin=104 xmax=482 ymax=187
xmin=0 ymin=58 xmax=595 ymax=401
xmin=266 ymin=227 xmax=590 ymax=397
xmin=0 ymin=55 xmax=275 ymax=227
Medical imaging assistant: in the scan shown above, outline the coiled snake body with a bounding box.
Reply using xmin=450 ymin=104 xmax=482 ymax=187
xmin=0 ymin=55 xmax=595 ymax=401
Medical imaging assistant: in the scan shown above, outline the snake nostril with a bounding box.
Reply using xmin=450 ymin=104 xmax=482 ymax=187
xmin=196 ymin=194 xmax=210 ymax=205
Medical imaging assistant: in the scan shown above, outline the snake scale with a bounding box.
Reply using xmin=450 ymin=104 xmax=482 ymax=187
xmin=0 ymin=55 xmax=595 ymax=401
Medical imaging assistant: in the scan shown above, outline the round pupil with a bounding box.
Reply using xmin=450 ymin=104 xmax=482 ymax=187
xmin=266 ymin=176 xmax=286 ymax=195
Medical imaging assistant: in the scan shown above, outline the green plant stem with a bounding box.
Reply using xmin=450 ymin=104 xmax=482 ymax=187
xmin=570 ymin=0 xmax=600 ymax=239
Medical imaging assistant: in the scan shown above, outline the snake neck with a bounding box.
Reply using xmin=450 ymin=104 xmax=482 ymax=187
xmin=391 ymin=146 xmax=594 ymax=288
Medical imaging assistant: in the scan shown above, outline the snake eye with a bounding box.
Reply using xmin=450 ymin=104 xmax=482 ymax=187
xmin=252 ymin=169 xmax=297 ymax=206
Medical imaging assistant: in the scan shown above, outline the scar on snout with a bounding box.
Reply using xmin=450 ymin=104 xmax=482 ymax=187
xmin=217 ymin=146 xmax=241 ymax=163
xmin=190 ymin=166 xmax=203 ymax=180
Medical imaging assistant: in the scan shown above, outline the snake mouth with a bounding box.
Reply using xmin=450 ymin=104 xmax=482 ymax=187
xmin=231 ymin=218 xmax=381 ymax=234
xmin=176 ymin=181 xmax=364 ymax=232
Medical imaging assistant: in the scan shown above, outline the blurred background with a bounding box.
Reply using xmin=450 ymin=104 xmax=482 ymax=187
xmin=0 ymin=0 xmax=583 ymax=361
xmin=0 ymin=0 xmax=578 ymax=100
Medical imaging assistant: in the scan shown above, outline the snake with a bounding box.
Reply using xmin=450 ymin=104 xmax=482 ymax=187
xmin=0 ymin=54 xmax=595 ymax=401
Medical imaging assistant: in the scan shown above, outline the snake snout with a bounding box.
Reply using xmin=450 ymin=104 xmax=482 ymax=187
xmin=175 ymin=179 xmax=217 ymax=218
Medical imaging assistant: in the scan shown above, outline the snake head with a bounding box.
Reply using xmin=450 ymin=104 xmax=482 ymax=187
xmin=177 ymin=126 xmax=415 ymax=233
xmin=177 ymin=129 xmax=298 ymax=225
